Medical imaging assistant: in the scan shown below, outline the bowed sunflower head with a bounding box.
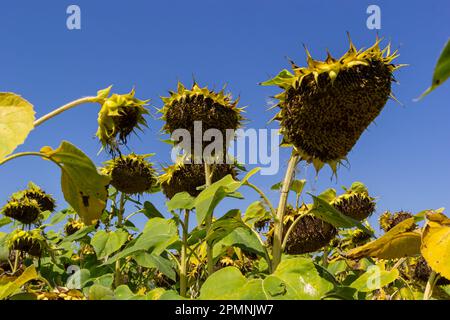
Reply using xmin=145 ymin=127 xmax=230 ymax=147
xmin=261 ymin=35 xmax=403 ymax=174
xmin=160 ymin=82 xmax=244 ymax=159
xmin=379 ymin=210 xmax=414 ymax=233
xmin=64 ymin=219 xmax=85 ymax=236
xmin=159 ymin=161 xmax=236 ymax=199
xmin=332 ymin=182 xmax=376 ymax=221
xmin=2 ymin=197 xmax=41 ymax=225
xmin=267 ymin=205 xmax=337 ymax=254
xmin=411 ymin=256 xmax=450 ymax=286
xmin=21 ymin=182 xmax=56 ymax=213
xmin=8 ymin=229 xmax=45 ymax=257
xmin=101 ymin=154 xmax=158 ymax=195
xmin=96 ymin=86 xmax=150 ymax=153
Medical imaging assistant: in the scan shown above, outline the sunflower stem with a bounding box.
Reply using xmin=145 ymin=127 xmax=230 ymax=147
xmin=424 ymin=270 xmax=439 ymax=300
xmin=114 ymin=192 xmax=126 ymax=289
xmin=244 ymin=181 xmax=276 ymax=218
xmin=272 ymin=152 xmax=300 ymax=272
xmin=0 ymin=152 xmax=51 ymax=167
xmin=204 ymin=163 xmax=214 ymax=276
xmin=34 ymin=96 xmax=97 ymax=128
xmin=180 ymin=209 xmax=190 ymax=297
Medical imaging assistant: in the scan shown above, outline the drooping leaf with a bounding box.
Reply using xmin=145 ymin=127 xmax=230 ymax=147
xmin=133 ymin=252 xmax=176 ymax=281
xmin=40 ymin=141 xmax=111 ymax=225
xmin=291 ymin=179 xmax=306 ymax=194
xmin=142 ymin=201 xmax=164 ymax=219
xmin=0 ymin=93 xmax=35 ymax=161
xmin=0 ymin=265 xmax=39 ymax=300
xmin=350 ymin=265 xmax=399 ymax=292
xmin=243 ymin=201 xmax=269 ymax=227
xmin=91 ymin=229 xmax=128 ymax=259
xmin=0 ymin=217 xmax=12 ymax=228
xmin=260 ymin=69 xmax=295 ymax=89
xmin=346 ymin=218 xmax=421 ymax=260
xmin=87 ymin=284 xmax=115 ymax=300
xmin=419 ymin=39 xmax=450 ymax=98
xmin=309 ymin=194 xmax=373 ymax=235
xmin=421 ymin=211 xmax=450 ymax=279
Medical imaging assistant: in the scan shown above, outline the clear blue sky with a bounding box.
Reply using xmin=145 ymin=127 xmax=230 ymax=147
xmin=1 ymin=0 xmax=450 ymax=232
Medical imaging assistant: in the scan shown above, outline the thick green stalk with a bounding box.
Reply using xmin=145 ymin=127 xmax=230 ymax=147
xmin=271 ymin=152 xmax=299 ymax=272
xmin=114 ymin=193 xmax=126 ymax=288
xmin=204 ymin=163 xmax=214 ymax=275
xmin=180 ymin=209 xmax=190 ymax=297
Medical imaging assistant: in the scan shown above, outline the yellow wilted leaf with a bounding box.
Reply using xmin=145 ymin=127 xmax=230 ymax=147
xmin=346 ymin=218 xmax=421 ymax=260
xmin=0 ymin=93 xmax=35 ymax=161
xmin=0 ymin=265 xmax=38 ymax=299
xmin=421 ymin=211 xmax=450 ymax=279
xmin=41 ymin=141 xmax=110 ymax=225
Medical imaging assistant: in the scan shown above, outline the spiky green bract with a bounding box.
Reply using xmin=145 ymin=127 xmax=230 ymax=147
xmin=160 ymin=82 xmax=244 ymax=160
xmin=96 ymin=87 xmax=150 ymax=153
xmin=101 ymin=154 xmax=157 ymax=195
xmin=159 ymin=161 xmax=236 ymax=199
xmin=267 ymin=205 xmax=337 ymax=254
xmin=332 ymin=182 xmax=376 ymax=221
xmin=262 ymin=36 xmax=402 ymax=173
xmin=7 ymin=229 xmax=45 ymax=257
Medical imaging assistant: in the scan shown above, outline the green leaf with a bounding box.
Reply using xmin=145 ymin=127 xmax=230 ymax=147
xmin=142 ymin=201 xmax=164 ymax=219
xmin=66 ymin=269 xmax=91 ymax=289
xmin=0 ymin=265 xmax=39 ymax=300
xmin=106 ymin=218 xmax=179 ymax=264
xmin=260 ymin=69 xmax=295 ymax=89
xmin=133 ymin=252 xmax=176 ymax=281
xmin=419 ymin=39 xmax=450 ymax=98
xmin=350 ymin=266 xmax=399 ymax=293
xmin=213 ymin=227 xmax=266 ymax=259
xmin=243 ymin=201 xmax=268 ymax=226
xmin=44 ymin=210 xmax=67 ymax=227
xmin=0 ymin=93 xmax=35 ymax=161
xmin=60 ymin=225 xmax=96 ymax=244
xmin=309 ymin=194 xmax=374 ymax=235
xmin=267 ymin=257 xmax=334 ymax=300
xmin=91 ymin=229 xmax=128 ymax=259
xmin=40 ymin=141 xmax=111 ymax=225
xmin=195 ymin=168 xmax=260 ymax=225
xmin=166 ymin=192 xmax=195 ymax=212
xmin=0 ymin=217 xmax=12 ymax=228
xmin=87 ymin=284 xmax=115 ymax=300
xmin=199 ymin=267 xmax=267 ymax=300
xmin=291 ymin=179 xmax=306 ymax=194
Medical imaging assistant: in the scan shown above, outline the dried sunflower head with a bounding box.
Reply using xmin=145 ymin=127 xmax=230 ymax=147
xmin=332 ymin=182 xmax=376 ymax=221
xmin=379 ymin=210 xmax=414 ymax=232
xmin=411 ymin=256 xmax=450 ymax=286
xmin=64 ymin=219 xmax=85 ymax=236
xmin=160 ymin=82 xmax=244 ymax=160
xmin=96 ymin=86 xmax=150 ymax=153
xmin=159 ymin=161 xmax=236 ymax=199
xmin=2 ymin=197 xmax=41 ymax=224
xmin=21 ymin=182 xmax=56 ymax=213
xmin=36 ymin=288 xmax=86 ymax=300
xmin=267 ymin=205 xmax=337 ymax=254
xmin=101 ymin=153 xmax=158 ymax=195
xmin=262 ymin=35 xmax=402 ymax=173
xmin=7 ymin=229 xmax=45 ymax=257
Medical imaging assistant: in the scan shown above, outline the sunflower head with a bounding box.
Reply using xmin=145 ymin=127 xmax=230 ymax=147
xmin=332 ymin=182 xmax=376 ymax=221
xmin=64 ymin=219 xmax=85 ymax=236
xmin=160 ymin=82 xmax=244 ymax=159
xmin=2 ymin=197 xmax=41 ymax=224
xmin=379 ymin=210 xmax=414 ymax=232
xmin=96 ymin=87 xmax=150 ymax=153
xmin=262 ymin=35 xmax=402 ymax=174
xmin=159 ymin=161 xmax=236 ymax=199
xmin=267 ymin=205 xmax=337 ymax=254
xmin=7 ymin=229 xmax=45 ymax=257
xmin=101 ymin=153 xmax=158 ymax=195
xmin=20 ymin=182 xmax=56 ymax=213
